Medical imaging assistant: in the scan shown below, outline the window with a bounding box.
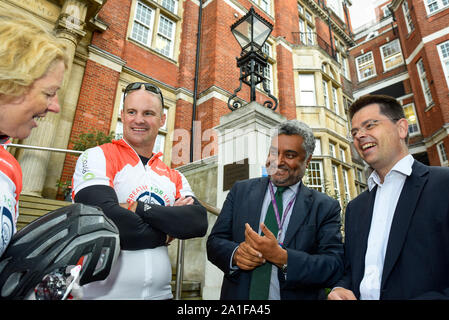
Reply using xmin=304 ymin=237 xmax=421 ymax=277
xmin=437 ymin=40 xmax=449 ymax=89
xmin=339 ymin=148 xmax=346 ymax=162
xmin=306 ymin=25 xmax=314 ymax=45
xmin=356 ymin=52 xmax=376 ymax=81
xmin=425 ymin=0 xmax=449 ymax=14
xmin=298 ymin=74 xmax=316 ymax=105
xmin=365 ymin=31 xmax=379 ymax=41
xmin=329 ymin=143 xmax=336 ymax=158
xmin=323 ymin=80 xmax=330 ymax=109
xmin=332 ymin=164 xmax=340 ymax=198
xmin=156 ymin=15 xmax=175 ymax=57
xmin=342 ymin=169 xmax=351 ymax=201
xmin=307 ymin=161 xmax=324 ymax=192
xmin=327 ymin=0 xmax=344 ymax=20
xmin=382 ymin=5 xmax=392 ymax=18
xmin=402 ymin=1 xmax=415 ymax=34
xmin=130 ymin=0 xmax=178 ymax=59
xmin=299 ymin=18 xmax=306 ymax=44
xmin=416 ymin=59 xmax=433 ymax=107
xmin=253 ymin=0 xmax=271 ymax=13
xmin=380 ymin=40 xmax=404 ymax=71
xmin=342 ymin=57 xmax=348 ymax=77
xmin=161 ymin=0 xmax=178 ymax=13
xmin=357 ymin=168 xmax=365 ymax=183
xmin=314 ymin=138 xmax=322 ymax=156
xmin=259 ymin=43 xmax=274 ymax=93
xmin=298 ymin=6 xmax=315 ymax=46
xmin=131 ymin=1 xmax=154 ymax=47
xmin=332 ymin=87 xmax=339 ymax=115
xmin=437 ymin=141 xmax=448 ymax=165
xmin=305 ymin=10 xmax=312 ymax=22
xmin=403 ymin=104 xmax=420 ymax=135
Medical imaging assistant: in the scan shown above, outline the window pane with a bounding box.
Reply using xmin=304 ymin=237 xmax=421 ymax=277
xmin=403 ymin=104 xmax=419 ymax=134
xmin=356 ymin=52 xmax=375 ymax=81
xmin=307 ymin=161 xmax=323 ymax=192
xmin=161 ymin=0 xmax=177 ymax=13
xmin=299 ymin=74 xmax=316 ymax=105
xmin=131 ymin=2 xmax=153 ymax=46
xmin=382 ymin=40 xmax=404 ymax=70
xmin=156 ymin=15 xmax=175 ymax=57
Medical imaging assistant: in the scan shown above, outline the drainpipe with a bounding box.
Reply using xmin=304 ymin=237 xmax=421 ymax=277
xmin=175 ymin=0 xmax=203 ymax=301
xmin=190 ymin=0 xmax=203 ymax=162
xmin=326 ymin=7 xmax=335 ymax=58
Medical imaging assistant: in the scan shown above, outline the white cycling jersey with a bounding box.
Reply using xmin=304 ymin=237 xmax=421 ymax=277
xmin=72 ymin=138 xmax=194 ymax=299
xmin=0 ymin=140 xmax=21 ymax=257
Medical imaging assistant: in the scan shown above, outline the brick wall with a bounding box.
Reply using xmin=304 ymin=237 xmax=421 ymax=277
xmin=60 ymin=60 xmax=120 ymax=194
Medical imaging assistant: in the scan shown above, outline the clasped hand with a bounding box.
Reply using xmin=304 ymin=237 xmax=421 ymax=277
xmin=233 ymin=223 xmax=287 ymax=271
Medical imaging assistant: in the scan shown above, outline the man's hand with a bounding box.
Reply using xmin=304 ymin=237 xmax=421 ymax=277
xmin=327 ymin=287 xmax=357 ymax=300
xmin=120 ymin=201 xmax=174 ymax=245
xmin=120 ymin=202 xmax=137 ymax=212
xmin=174 ymin=196 xmax=194 ymax=206
xmin=244 ymin=223 xmax=287 ymax=267
xmin=233 ymin=241 xmax=265 ymax=270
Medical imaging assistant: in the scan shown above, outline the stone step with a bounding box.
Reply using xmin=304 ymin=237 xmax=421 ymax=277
xmin=17 ymin=195 xmax=70 ymax=230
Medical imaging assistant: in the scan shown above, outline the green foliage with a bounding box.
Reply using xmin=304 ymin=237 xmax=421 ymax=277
xmin=71 ymin=130 xmax=115 ymax=151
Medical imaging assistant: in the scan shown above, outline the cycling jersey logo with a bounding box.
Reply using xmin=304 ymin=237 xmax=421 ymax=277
xmin=136 ymin=191 xmax=165 ymax=206
xmin=1 ymin=206 xmax=13 ymax=257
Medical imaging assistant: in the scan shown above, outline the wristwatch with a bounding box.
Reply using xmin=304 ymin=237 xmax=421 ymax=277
xmin=280 ymin=263 xmax=287 ymax=274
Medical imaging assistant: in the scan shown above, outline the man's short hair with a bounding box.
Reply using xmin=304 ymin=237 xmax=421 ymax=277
xmin=348 ymin=94 xmax=405 ymax=122
xmin=349 ymin=94 xmax=408 ymax=144
xmin=275 ymin=120 xmax=316 ymax=158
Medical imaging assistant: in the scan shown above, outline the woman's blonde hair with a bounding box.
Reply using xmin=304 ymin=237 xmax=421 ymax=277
xmin=0 ymin=3 xmax=68 ymax=97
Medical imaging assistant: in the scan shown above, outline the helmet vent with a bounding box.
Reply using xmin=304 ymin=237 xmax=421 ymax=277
xmin=27 ymin=229 xmax=69 ymax=259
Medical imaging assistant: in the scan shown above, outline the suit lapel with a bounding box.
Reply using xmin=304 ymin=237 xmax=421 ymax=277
xmin=247 ymin=177 xmax=270 ymax=232
xmin=381 ymin=161 xmax=428 ymax=289
xmin=283 ymin=183 xmax=312 ymax=246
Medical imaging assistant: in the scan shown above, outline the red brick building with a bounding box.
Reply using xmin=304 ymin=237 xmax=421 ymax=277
xmin=6 ymin=0 xmax=359 ymax=200
xmin=349 ymin=0 xmax=449 ymax=166
xmin=50 ymin=0 xmax=359 ymax=201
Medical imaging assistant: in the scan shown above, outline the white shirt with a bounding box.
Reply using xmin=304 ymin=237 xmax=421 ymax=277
xmin=73 ymin=139 xmax=194 ymax=299
xmin=359 ymin=154 xmax=414 ymax=300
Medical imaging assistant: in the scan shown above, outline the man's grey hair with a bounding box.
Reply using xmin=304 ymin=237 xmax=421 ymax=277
xmin=274 ymin=120 xmax=316 ymax=158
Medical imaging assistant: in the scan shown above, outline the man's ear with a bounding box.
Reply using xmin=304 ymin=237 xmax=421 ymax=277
xmin=397 ymin=118 xmax=409 ymax=140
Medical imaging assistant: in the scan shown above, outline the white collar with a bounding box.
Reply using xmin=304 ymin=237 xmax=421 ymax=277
xmin=271 ymin=180 xmax=301 ymax=194
xmin=368 ymin=154 xmax=414 ymax=191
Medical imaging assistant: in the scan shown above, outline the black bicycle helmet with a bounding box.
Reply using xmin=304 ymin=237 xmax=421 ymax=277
xmin=0 ymin=203 xmax=120 ymax=300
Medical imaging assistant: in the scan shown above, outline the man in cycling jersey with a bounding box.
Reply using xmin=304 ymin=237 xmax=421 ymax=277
xmin=72 ymin=82 xmax=207 ymax=299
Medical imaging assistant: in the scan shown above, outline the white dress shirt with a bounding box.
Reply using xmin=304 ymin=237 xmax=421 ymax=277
xmin=359 ymin=154 xmax=414 ymax=300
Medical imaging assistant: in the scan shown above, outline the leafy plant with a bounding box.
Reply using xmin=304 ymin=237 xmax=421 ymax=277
xmin=71 ymin=130 xmax=115 ymax=151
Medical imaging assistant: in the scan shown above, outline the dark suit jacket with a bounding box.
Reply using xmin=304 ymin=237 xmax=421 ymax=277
xmin=206 ymin=177 xmax=344 ymax=300
xmin=336 ymin=160 xmax=449 ymax=299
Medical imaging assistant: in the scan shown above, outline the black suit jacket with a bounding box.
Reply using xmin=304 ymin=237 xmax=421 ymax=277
xmin=206 ymin=177 xmax=344 ymax=300
xmin=336 ymin=160 xmax=449 ymax=299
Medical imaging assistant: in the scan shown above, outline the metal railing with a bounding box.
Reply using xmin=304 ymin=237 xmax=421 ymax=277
xmin=5 ymin=142 xmax=221 ymax=299
xmin=292 ymin=32 xmax=337 ymax=61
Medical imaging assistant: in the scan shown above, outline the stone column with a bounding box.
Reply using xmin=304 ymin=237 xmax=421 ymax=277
xmin=19 ymin=0 xmax=87 ymax=196
xmin=202 ymin=102 xmax=285 ymax=299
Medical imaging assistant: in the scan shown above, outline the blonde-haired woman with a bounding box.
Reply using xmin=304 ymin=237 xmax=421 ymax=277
xmin=0 ymin=4 xmax=68 ymax=257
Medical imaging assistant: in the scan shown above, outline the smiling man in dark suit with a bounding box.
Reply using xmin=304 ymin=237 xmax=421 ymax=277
xmin=207 ymin=120 xmax=344 ymax=300
xmin=328 ymin=94 xmax=449 ymax=300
